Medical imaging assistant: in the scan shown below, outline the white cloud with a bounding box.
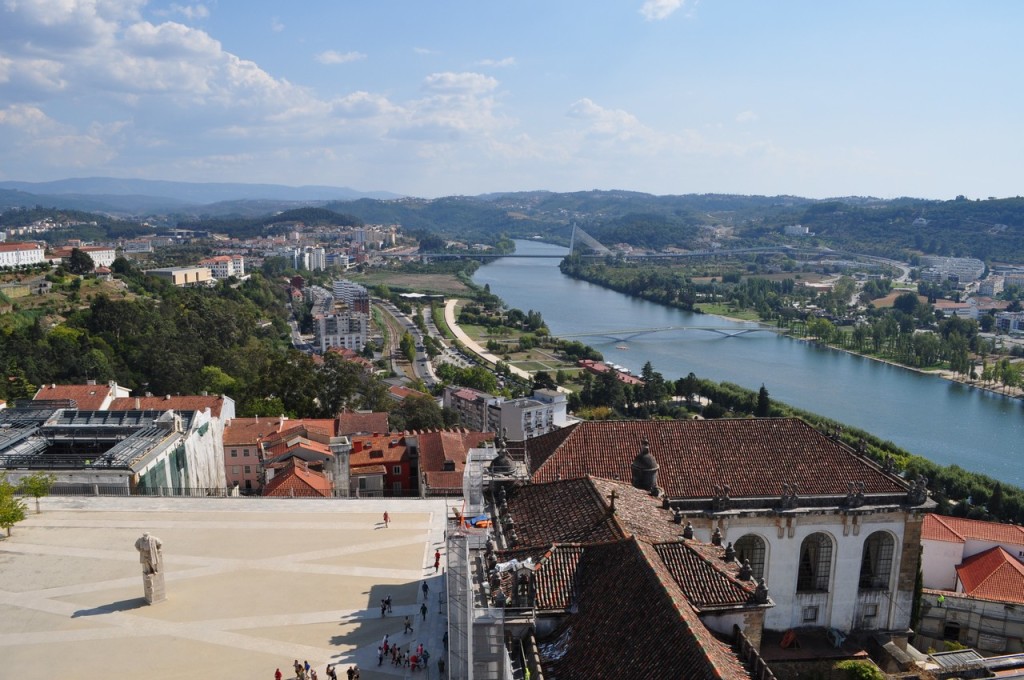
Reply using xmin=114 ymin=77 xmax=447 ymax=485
xmin=422 ymin=72 xmax=498 ymax=95
xmin=567 ymin=98 xmax=645 ymax=140
xmin=640 ymin=0 xmax=685 ymax=21
xmin=478 ymin=57 xmax=516 ymax=68
xmin=413 ymin=47 xmax=438 ymax=56
xmin=315 ymin=50 xmax=366 ymax=65
xmin=168 ymin=4 xmax=209 ymax=21
xmin=735 ymin=111 xmax=758 ymax=123
xmin=270 ymin=17 xmax=285 ymax=32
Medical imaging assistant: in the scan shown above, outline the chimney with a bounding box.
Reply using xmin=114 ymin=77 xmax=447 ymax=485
xmin=134 ymin=398 xmax=140 ymax=409
xmin=630 ymin=438 xmax=660 ymax=494
xmin=86 ymin=379 xmax=97 ymax=386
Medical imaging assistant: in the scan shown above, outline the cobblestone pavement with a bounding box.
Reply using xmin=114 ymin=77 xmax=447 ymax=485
xmin=0 ymin=496 xmax=453 ymax=680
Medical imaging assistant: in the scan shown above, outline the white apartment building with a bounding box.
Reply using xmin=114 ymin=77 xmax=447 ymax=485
xmin=315 ymin=310 xmax=369 ymax=352
xmin=332 ymin=279 xmax=370 ymax=314
xmin=199 ymin=255 xmax=245 ymax=279
xmin=0 ymin=241 xmax=46 ymax=268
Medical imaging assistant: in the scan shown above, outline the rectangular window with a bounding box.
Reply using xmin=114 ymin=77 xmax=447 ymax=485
xmin=392 ymin=466 xmax=402 ymax=475
xmin=243 ymin=450 xmax=250 ymax=457
xmin=394 ymin=481 xmax=403 ymax=492
xmin=802 ymin=606 xmax=819 ymax=623
xmin=230 ymin=451 xmax=238 ymax=457
xmin=232 ymin=465 xmax=240 ymax=474
xmin=244 ymin=465 xmax=251 ymax=474
xmin=863 ymin=604 xmax=878 ymax=618
xmin=358 ymin=477 xmax=367 ymax=490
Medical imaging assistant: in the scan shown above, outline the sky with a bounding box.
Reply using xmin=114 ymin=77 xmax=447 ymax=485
xmin=0 ymin=1 xmax=1021 ymax=200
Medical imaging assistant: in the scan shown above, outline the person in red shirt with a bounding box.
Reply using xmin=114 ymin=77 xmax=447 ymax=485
xmin=383 ymin=511 xmax=390 ymax=528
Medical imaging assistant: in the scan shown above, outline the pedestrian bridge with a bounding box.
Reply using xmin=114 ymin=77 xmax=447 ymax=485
xmin=555 ymin=325 xmax=785 ymax=342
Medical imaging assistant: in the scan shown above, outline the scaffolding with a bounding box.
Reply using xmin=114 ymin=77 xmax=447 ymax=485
xmin=447 ymin=527 xmax=508 ymax=680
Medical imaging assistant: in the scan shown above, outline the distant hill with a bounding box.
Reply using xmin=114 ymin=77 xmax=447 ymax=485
xmin=0 ymin=177 xmax=401 ymax=215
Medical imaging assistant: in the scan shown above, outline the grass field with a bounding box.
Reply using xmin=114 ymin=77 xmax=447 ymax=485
xmin=694 ymin=303 xmax=762 ymax=321
xmin=345 ymin=270 xmax=470 ymax=295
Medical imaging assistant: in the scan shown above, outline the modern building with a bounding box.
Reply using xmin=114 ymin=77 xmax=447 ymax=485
xmin=443 ymin=387 xmax=569 ymax=440
xmin=147 ymin=266 xmax=214 ymax=287
xmin=332 ymin=279 xmax=371 ymax=314
xmin=314 ymin=310 xmax=369 ymax=353
xmin=198 ymin=255 xmax=245 ymax=279
xmin=0 ymin=406 xmax=225 ymax=493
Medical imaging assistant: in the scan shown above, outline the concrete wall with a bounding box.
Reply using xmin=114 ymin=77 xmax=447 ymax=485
xmin=922 ymin=538 xmax=966 ymax=590
xmin=917 ymin=591 xmax=1024 ymax=655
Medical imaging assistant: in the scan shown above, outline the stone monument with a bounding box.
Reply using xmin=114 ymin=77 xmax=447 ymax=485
xmin=134 ymin=532 xmax=166 ymax=604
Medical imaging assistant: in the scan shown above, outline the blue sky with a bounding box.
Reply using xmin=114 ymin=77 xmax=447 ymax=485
xmin=0 ymin=1 xmax=1021 ymax=200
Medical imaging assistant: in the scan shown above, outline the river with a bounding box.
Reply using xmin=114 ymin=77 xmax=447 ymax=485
xmin=473 ymin=239 xmax=1024 ymax=487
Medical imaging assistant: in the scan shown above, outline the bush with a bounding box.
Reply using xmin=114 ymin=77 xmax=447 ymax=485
xmin=833 ymin=660 xmax=885 ymax=680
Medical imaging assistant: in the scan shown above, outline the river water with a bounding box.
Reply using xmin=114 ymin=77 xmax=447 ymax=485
xmin=474 ymin=240 xmax=1024 ymax=486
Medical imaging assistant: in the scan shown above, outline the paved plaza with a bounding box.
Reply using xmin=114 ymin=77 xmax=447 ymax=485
xmin=0 ymin=496 xmax=452 ymax=680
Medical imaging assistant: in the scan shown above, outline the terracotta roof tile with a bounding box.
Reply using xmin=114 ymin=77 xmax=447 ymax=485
xmin=528 ymin=418 xmax=907 ymax=498
xmin=262 ymin=460 xmax=331 ymax=497
xmin=654 ymin=541 xmax=758 ymax=610
xmin=505 ymin=478 xmax=625 ymax=547
xmin=109 ymin=395 xmax=229 ymax=417
xmin=223 ymin=418 xmax=336 ymax=445
xmin=33 ymin=383 xmax=113 ymax=410
xmin=417 ymin=430 xmax=493 ymax=476
xmin=955 ymin=546 xmax=1024 ymax=605
xmin=923 ymin=514 xmax=1024 ymax=545
xmin=337 ymin=411 xmax=389 ymax=436
xmin=350 ymin=434 xmax=407 ymax=468
xmin=540 ymin=538 xmax=751 ymax=680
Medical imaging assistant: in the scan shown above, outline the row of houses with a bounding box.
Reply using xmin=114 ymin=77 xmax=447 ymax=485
xmin=5 ymin=382 xmax=494 ymax=499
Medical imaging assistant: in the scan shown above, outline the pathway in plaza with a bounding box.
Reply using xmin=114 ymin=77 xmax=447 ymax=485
xmin=0 ymin=496 xmax=452 ymax=680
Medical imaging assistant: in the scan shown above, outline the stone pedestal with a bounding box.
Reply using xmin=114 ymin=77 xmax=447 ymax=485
xmin=143 ymin=572 xmax=166 ymax=604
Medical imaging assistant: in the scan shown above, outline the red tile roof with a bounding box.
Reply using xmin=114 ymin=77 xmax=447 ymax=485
xmin=262 ymin=460 xmax=332 ymax=497
xmin=33 ymin=383 xmax=114 ymax=410
xmin=527 ymin=418 xmax=908 ymax=499
xmin=337 ymin=411 xmax=390 ymax=436
xmin=223 ymin=417 xmax=336 ymax=446
xmin=540 ymin=538 xmax=751 ymax=680
xmin=923 ymin=514 xmax=1024 ymax=545
xmin=417 ymin=429 xmax=494 ymax=475
xmin=350 ymin=434 xmax=407 ymax=468
xmin=109 ymin=394 xmax=230 ymax=418
xmin=654 ymin=541 xmax=758 ymax=610
xmin=955 ymin=546 xmax=1024 ymax=605
xmin=505 ymin=477 xmax=625 ymax=547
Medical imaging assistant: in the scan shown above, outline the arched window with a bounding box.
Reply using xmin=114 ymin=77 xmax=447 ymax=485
xmin=734 ymin=534 xmax=767 ymax=581
xmin=797 ymin=533 xmax=833 ymax=592
xmin=859 ymin=532 xmax=895 ymax=590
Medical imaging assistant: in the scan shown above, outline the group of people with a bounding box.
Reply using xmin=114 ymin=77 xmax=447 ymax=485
xmin=379 ymin=593 xmax=393 ymax=616
xmin=382 ymin=639 xmax=433 ymax=672
xmin=274 ymin=662 xmax=354 ymax=680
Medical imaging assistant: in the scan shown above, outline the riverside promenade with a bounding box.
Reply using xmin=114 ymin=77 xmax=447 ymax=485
xmin=0 ymin=496 xmax=451 ymax=680
xmin=443 ymin=298 xmax=533 ymax=380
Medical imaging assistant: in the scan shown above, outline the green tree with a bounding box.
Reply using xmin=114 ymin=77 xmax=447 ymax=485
xmin=18 ymin=472 xmax=56 ymax=514
xmin=755 ymin=384 xmax=771 ymax=417
xmin=392 ymin=393 xmax=444 ymax=431
xmin=67 ymin=248 xmax=95 ymax=275
xmin=0 ymin=473 xmax=27 ymax=536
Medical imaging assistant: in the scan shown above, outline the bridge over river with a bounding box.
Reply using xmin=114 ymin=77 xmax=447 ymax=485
xmin=555 ymin=325 xmax=785 ymax=342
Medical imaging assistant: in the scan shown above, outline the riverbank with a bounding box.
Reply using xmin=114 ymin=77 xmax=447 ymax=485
xmin=443 ymin=298 xmax=533 ymax=380
xmin=709 ymin=306 xmax=1024 ymax=401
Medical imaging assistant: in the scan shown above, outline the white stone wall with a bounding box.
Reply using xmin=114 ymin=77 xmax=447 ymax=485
xmin=922 ymin=538 xmax=968 ymax=590
xmin=695 ymin=510 xmax=911 ymax=634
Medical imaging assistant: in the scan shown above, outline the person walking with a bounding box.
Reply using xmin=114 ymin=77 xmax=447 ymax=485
xmin=275 ymin=669 xmax=283 ymax=680
xmin=420 ymin=601 xmax=428 ymax=621
xmin=385 ymin=594 xmax=393 ymax=613
xmin=433 ymin=549 xmax=441 ymax=573
xmin=442 ymin=630 xmax=448 ymax=650
xmin=383 ymin=511 xmax=390 ymax=528
xmin=438 ymin=659 xmax=445 ymax=677
xmin=421 ymin=580 xmax=429 ymax=599
xmin=404 ymin=615 xmax=413 ymax=634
